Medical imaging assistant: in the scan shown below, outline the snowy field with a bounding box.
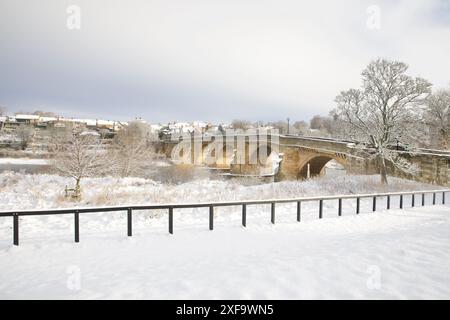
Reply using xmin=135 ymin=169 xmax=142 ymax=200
xmin=0 ymin=172 xmax=449 ymax=299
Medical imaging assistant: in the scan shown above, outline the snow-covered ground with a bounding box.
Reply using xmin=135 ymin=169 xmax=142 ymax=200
xmin=0 ymin=205 xmax=449 ymax=299
xmin=0 ymin=171 xmax=442 ymax=210
xmin=0 ymin=172 xmax=449 ymax=299
xmin=0 ymin=158 xmax=49 ymax=165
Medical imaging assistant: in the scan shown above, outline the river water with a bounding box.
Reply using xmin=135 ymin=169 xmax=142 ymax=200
xmin=0 ymin=158 xmax=345 ymax=183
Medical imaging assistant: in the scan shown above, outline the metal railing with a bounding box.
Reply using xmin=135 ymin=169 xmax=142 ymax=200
xmin=0 ymin=189 xmax=448 ymax=246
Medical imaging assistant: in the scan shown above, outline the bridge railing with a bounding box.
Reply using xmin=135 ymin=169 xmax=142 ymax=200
xmin=1 ymin=189 xmax=448 ymax=246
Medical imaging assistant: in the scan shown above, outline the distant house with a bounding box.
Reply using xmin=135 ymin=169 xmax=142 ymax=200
xmin=0 ymin=116 xmax=19 ymax=130
xmin=63 ymin=118 xmax=121 ymax=132
xmin=15 ymin=114 xmax=40 ymax=124
xmin=96 ymin=120 xmax=118 ymax=131
xmin=36 ymin=116 xmax=58 ymax=128
xmin=169 ymin=122 xmax=195 ymax=136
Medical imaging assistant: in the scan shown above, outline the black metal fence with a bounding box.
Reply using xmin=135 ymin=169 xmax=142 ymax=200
xmin=0 ymin=189 xmax=448 ymax=246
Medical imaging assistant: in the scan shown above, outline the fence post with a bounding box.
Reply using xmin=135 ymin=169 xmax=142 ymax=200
xmin=443 ymin=192 xmax=446 ymax=205
xmin=127 ymin=208 xmax=132 ymax=237
xmin=13 ymin=214 xmax=19 ymax=246
xmin=372 ymin=196 xmax=376 ymax=212
xmin=433 ymin=193 xmax=436 ymax=205
xmin=168 ymin=207 xmax=173 ymax=234
xmin=422 ymin=193 xmax=425 ymax=206
xmin=411 ymin=194 xmax=415 ymax=207
xmin=209 ymin=206 xmax=214 ymax=230
xmin=297 ymin=201 xmax=301 ymax=222
xmin=400 ymin=195 xmax=403 ymax=209
xmin=387 ymin=195 xmax=390 ymax=210
xmin=338 ymin=198 xmax=342 ymax=216
xmin=74 ymin=211 xmax=79 ymax=243
xmin=319 ymin=199 xmax=323 ymax=219
xmin=242 ymin=204 xmax=247 ymax=227
xmin=356 ymin=197 xmax=360 ymax=214
xmin=271 ymin=203 xmax=275 ymax=224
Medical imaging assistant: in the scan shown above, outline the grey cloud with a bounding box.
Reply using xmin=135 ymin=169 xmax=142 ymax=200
xmin=1 ymin=0 xmax=449 ymax=122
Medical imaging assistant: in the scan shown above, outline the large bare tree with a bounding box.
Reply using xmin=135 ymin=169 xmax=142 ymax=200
xmin=333 ymin=58 xmax=432 ymax=184
xmin=52 ymin=130 xmax=108 ymax=199
xmin=424 ymin=87 xmax=450 ymax=149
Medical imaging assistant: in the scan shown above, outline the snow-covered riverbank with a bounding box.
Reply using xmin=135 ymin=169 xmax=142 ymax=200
xmin=0 ymin=171 xmax=442 ymax=210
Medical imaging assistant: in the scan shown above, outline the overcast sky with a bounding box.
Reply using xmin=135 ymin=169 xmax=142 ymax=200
xmin=1 ymin=0 xmax=449 ymax=123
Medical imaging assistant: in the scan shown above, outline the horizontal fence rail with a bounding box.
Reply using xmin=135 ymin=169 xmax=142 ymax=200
xmin=0 ymin=189 xmax=448 ymax=246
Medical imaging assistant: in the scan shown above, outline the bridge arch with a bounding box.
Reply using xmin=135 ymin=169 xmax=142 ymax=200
xmin=297 ymin=154 xmax=347 ymax=179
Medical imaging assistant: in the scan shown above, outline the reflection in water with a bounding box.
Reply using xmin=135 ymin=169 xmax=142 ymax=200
xmin=0 ymin=158 xmax=347 ymax=184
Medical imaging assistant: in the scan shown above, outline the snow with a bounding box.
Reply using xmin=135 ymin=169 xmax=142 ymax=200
xmin=38 ymin=116 xmax=58 ymax=122
xmin=0 ymin=158 xmax=49 ymax=165
xmin=80 ymin=130 xmax=100 ymax=136
xmin=192 ymin=121 xmax=208 ymax=128
xmin=0 ymin=172 xmax=449 ymax=299
xmin=0 ymin=172 xmax=443 ymax=211
xmin=0 ymin=133 xmax=20 ymax=143
xmin=150 ymin=124 xmax=163 ymax=132
xmin=0 ymin=205 xmax=449 ymax=299
xmin=14 ymin=114 xmax=40 ymax=120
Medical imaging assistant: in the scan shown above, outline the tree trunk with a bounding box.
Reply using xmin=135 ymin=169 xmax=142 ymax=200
xmin=75 ymin=178 xmax=81 ymax=200
xmin=442 ymin=132 xmax=449 ymax=150
xmin=379 ymin=155 xmax=388 ymax=185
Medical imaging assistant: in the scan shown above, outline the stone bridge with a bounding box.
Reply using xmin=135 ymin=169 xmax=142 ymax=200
xmin=152 ymin=134 xmax=450 ymax=186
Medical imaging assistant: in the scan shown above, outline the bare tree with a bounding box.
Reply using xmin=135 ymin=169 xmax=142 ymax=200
xmin=47 ymin=122 xmax=76 ymax=153
xmin=110 ymin=121 xmax=154 ymax=177
xmin=31 ymin=110 xmax=58 ymax=117
xmin=424 ymin=87 xmax=450 ymax=149
xmin=16 ymin=124 xmax=34 ymax=150
xmin=266 ymin=120 xmax=287 ymax=133
xmin=253 ymin=120 xmax=265 ymax=128
xmin=231 ymin=119 xmax=252 ymax=131
xmin=333 ymin=58 xmax=432 ymax=184
xmin=321 ymin=112 xmax=349 ymax=138
xmin=13 ymin=110 xmax=57 ymax=117
xmin=309 ymin=115 xmax=339 ymax=136
xmin=310 ymin=115 xmax=326 ymax=130
xmin=52 ymin=130 xmax=108 ymax=199
xmin=293 ymin=120 xmax=308 ymax=133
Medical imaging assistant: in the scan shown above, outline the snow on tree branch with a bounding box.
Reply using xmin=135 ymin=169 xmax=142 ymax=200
xmin=332 ymin=58 xmax=432 ymax=184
